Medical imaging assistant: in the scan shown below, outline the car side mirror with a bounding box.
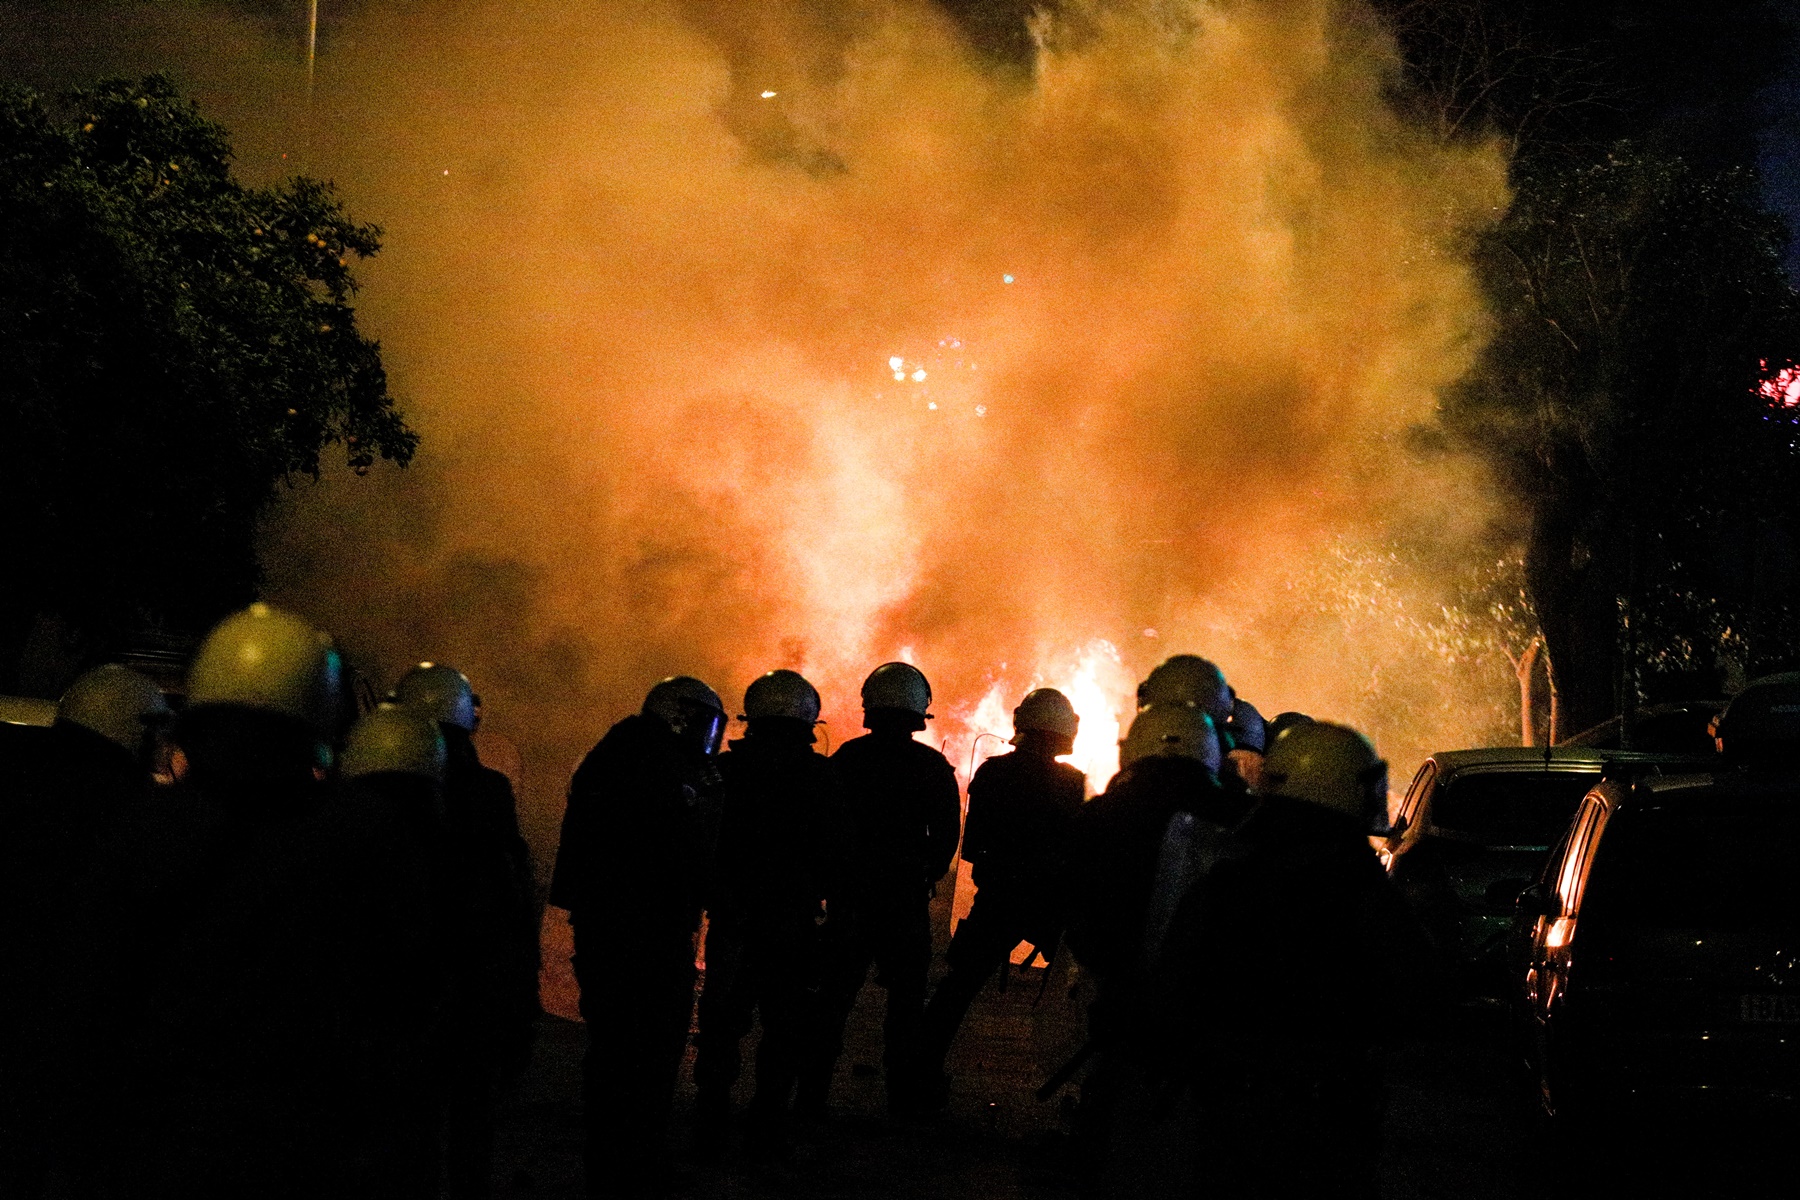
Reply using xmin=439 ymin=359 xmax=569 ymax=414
xmin=1515 ymin=882 xmax=1552 ymax=918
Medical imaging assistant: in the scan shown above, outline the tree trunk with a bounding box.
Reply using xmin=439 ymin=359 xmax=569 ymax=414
xmin=1527 ymin=501 xmax=1614 ymax=738
xmin=1508 ymin=635 xmax=1543 ymax=746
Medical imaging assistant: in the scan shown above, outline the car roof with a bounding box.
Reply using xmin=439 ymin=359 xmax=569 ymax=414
xmin=1417 ymin=745 xmax=1709 ymax=781
xmin=1629 ymin=769 xmax=1800 ymax=805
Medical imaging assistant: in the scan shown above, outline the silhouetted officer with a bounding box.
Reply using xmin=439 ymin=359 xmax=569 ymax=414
xmin=691 ymin=670 xmax=852 ymax=1162
xmin=1061 ymin=704 xmax=1237 ymax=1188
xmin=918 ymin=687 xmax=1084 ymax=1099
xmin=802 ymin=663 xmax=960 ymax=1116
xmin=0 ymin=665 xmax=166 ymax=1195
xmin=335 ymin=703 xmax=454 ymax=1199
xmin=1154 ymin=721 xmax=1431 ymax=1199
xmin=43 ymin=604 xmax=414 ymax=1199
xmin=1066 ymin=705 xmax=1239 ymax=985
xmin=392 ymin=662 xmax=539 ymax=1200
xmin=551 ymin=676 xmax=726 ymax=1198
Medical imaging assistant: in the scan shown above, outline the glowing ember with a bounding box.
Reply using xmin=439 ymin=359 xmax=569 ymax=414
xmin=1759 ymin=360 xmax=1800 ymax=407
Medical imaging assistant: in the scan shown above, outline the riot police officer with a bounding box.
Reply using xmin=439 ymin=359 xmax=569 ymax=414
xmin=336 ymin=703 xmax=453 ymax=1199
xmin=691 ymin=670 xmax=852 ymax=1162
xmin=1156 ymin=721 xmax=1431 ymax=1199
xmin=45 ymin=604 xmax=402 ymax=1198
xmin=0 ymin=664 xmax=168 ymax=1195
xmin=391 ymin=662 xmax=538 ymax=1200
xmin=1067 ymin=703 xmax=1237 ymax=982
xmin=551 ymin=675 xmax=726 ymax=1197
xmin=918 ymin=687 xmax=1085 ymax=1102
xmin=802 ymin=663 xmax=961 ymax=1116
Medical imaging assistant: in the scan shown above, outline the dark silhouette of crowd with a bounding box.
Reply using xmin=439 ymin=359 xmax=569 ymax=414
xmin=0 ymin=603 xmax=1432 ymax=1198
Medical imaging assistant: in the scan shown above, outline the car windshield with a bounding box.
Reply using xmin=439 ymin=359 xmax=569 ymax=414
xmin=1582 ymin=793 xmax=1800 ymax=930
xmin=1430 ymin=771 xmax=1596 ymax=846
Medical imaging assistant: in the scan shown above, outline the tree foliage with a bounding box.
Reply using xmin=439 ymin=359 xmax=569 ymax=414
xmin=1443 ymin=149 xmax=1800 ymax=728
xmin=0 ymin=75 xmax=413 ymax=665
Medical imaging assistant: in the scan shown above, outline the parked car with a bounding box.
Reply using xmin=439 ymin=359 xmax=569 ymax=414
xmin=1382 ymin=747 xmax=1705 ymax=997
xmin=1559 ymin=700 xmax=1725 ymax=756
xmin=1514 ymin=768 xmax=1800 ymax=1120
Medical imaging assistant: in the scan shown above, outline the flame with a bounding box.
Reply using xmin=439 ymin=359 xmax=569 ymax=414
xmin=957 ymin=639 xmax=1132 ymax=795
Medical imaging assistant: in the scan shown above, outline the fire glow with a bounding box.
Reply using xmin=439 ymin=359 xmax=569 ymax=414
xmin=249 ymin=0 xmax=1516 ymax=834
xmin=960 ymin=640 xmax=1132 ymax=795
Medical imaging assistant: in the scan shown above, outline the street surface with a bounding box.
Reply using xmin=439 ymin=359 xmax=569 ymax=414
xmin=495 ymin=931 xmax=1541 ymax=1200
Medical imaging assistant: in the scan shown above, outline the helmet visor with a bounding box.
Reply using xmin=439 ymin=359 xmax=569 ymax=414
xmin=676 ymin=703 xmax=727 ymax=756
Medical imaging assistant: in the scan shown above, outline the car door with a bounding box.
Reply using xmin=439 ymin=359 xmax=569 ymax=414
xmin=1381 ymin=759 xmax=1436 ymax=871
xmin=1523 ymin=785 xmax=1616 ymax=1111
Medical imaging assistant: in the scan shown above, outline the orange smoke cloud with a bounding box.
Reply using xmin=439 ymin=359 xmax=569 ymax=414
xmin=171 ymin=0 xmax=1515 ymax=846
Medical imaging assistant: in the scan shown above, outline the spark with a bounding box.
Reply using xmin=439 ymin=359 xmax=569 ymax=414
xmin=974 ymin=405 xmax=987 ymax=416
xmin=1759 ymin=360 xmax=1800 ymax=407
xmin=760 ymin=90 xmax=777 ymax=99
xmin=894 ymin=372 xmax=906 ymax=381
xmin=911 ymin=369 xmax=927 ymax=382
xmin=888 ymin=356 xmax=904 ymax=370
xmin=1002 ymin=274 xmax=1014 ymax=284
xmin=927 ymin=402 xmax=938 ymax=410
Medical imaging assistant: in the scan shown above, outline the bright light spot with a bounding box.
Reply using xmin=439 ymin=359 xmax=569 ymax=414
xmin=1759 ymin=360 xmax=1800 ymax=407
xmin=894 ymin=372 xmax=906 ymax=381
xmin=760 ymin=90 xmax=777 ymax=99
xmin=1002 ymin=274 xmax=1014 ymax=284
xmin=974 ymin=405 xmax=987 ymax=416
xmin=1143 ymin=628 xmax=1159 ymax=638
xmin=888 ymin=356 xmax=904 ymax=370
xmin=927 ymin=401 xmax=938 ymax=410
xmin=442 ymin=170 xmax=450 ymax=176
xmin=911 ymin=369 xmax=927 ymax=381
xmin=961 ymin=641 xmax=1129 ymax=795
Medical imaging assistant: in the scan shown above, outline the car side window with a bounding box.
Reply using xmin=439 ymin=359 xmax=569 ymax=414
xmin=1400 ymin=761 xmax=1436 ymax=840
xmin=1556 ymin=796 xmax=1606 ymax=916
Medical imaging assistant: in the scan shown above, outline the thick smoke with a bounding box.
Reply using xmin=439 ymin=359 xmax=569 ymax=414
xmin=10 ymin=0 xmax=1513 ymax=849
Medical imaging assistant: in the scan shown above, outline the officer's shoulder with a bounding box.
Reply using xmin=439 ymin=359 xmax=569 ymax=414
xmin=902 ymin=736 xmax=953 ymax=768
xmin=828 ymin=733 xmax=874 ymax=760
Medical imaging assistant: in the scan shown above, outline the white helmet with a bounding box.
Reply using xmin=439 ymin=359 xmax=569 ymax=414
xmin=1137 ymin=655 xmax=1231 ymax=722
xmin=743 ymin=669 xmax=821 ymax=723
xmin=861 ymin=662 xmax=932 ymax=717
xmin=1260 ymin=721 xmax=1389 ymax=831
xmin=1120 ymin=703 xmax=1221 ymax=771
xmin=391 ymin=662 xmax=479 ymax=732
xmin=58 ymin=663 xmax=171 ymax=753
xmin=1012 ymin=688 xmax=1078 ymax=742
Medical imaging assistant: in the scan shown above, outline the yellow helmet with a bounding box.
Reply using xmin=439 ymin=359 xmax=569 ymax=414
xmin=340 ymin=703 xmax=447 ymax=783
xmin=1137 ymin=655 xmax=1231 ymax=722
xmin=58 ymin=663 xmax=170 ymax=753
xmin=1120 ymin=703 xmax=1220 ymax=771
xmin=185 ymin=603 xmax=341 ymax=736
xmin=1260 ymin=721 xmax=1388 ymax=830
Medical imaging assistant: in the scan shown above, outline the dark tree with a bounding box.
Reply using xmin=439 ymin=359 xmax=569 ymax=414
xmin=0 ymin=75 xmax=413 ymax=687
xmin=1443 ymin=150 xmax=1800 ymax=731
